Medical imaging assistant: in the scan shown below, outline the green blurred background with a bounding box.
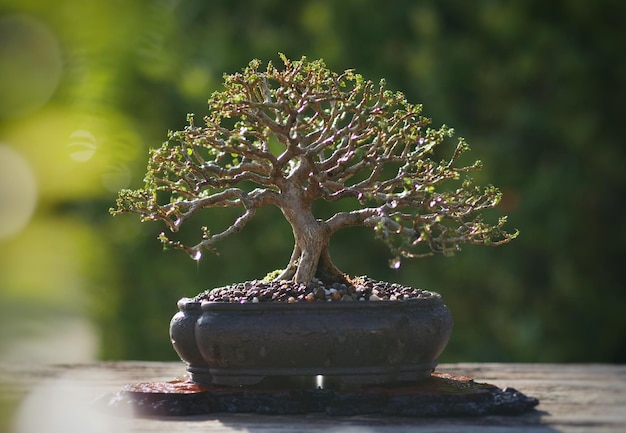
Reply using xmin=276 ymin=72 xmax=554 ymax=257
xmin=1 ymin=0 xmax=624 ymax=367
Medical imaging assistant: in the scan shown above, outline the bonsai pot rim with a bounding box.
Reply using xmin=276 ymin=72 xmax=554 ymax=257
xmin=177 ymin=293 xmax=444 ymax=311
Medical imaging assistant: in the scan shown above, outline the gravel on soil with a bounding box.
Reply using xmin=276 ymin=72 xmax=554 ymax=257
xmin=192 ymin=275 xmax=436 ymax=303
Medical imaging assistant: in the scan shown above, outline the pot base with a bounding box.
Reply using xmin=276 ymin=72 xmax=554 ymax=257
xmin=189 ymin=361 xmax=437 ymax=386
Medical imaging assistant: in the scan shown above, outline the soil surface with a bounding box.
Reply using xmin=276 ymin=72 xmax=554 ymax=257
xmin=192 ymin=275 xmax=436 ymax=303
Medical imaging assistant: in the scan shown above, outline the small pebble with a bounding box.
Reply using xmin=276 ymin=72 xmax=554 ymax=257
xmin=313 ymin=287 xmax=326 ymax=300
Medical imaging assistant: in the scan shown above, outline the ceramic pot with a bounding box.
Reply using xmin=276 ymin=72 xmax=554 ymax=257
xmin=170 ymin=293 xmax=453 ymax=386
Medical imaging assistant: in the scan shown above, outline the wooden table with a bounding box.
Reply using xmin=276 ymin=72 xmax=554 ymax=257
xmin=2 ymin=362 xmax=625 ymax=432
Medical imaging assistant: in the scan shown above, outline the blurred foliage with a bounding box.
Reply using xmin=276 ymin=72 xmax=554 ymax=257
xmin=0 ymin=0 xmax=624 ymax=364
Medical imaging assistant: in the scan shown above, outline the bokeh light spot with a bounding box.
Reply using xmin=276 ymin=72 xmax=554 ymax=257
xmin=68 ymin=129 xmax=97 ymax=162
xmin=0 ymin=145 xmax=37 ymax=241
xmin=12 ymin=371 xmax=131 ymax=433
xmin=0 ymin=14 xmax=63 ymax=118
xmin=101 ymin=162 xmax=132 ymax=192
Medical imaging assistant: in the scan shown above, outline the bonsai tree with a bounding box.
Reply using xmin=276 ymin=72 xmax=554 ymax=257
xmin=112 ymin=55 xmax=517 ymax=286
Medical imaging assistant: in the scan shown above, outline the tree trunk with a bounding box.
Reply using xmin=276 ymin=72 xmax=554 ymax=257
xmin=276 ymin=196 xmax=347 ymax=284
xmin=315 ymin=245 xmax=349 ymax=285
xmin=292 ymin=220 xmax=325 ymax=283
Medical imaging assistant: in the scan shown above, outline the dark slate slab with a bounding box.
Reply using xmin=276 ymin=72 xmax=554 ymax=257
xmin=100 ymin=372 xmax=538 ymax=417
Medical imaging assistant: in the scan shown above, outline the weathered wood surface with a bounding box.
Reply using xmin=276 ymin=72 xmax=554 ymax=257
xmin=2 ymin=362 xmax=625 ymax=432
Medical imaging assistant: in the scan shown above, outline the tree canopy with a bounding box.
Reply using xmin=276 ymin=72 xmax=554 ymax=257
xmin=113 ymin=55 xmax=516 ymax=283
